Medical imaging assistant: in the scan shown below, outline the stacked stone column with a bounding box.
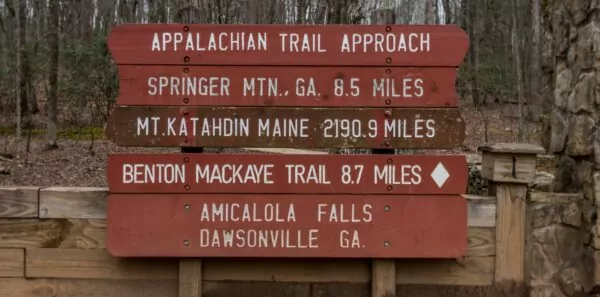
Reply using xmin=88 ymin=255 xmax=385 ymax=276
xmin=548 ymin=1 xmax=600 ymax=295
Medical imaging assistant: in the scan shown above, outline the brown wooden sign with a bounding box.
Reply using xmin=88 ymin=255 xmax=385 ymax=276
xmin=104 ymin=106 xmax=465 ymax=149
xmin=107 ymin=24 xmax=469 ymax=66
xmin=106 ymin=153 xmax=468 ymax=194
xmin=106 ymin=194 xmax=468 ymax=258
xmin=116 ymin=66 xmax=458 ymax=107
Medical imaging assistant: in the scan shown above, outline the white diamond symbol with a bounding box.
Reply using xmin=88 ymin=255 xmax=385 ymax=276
xmin=431 ymin=162 xmax=450 ymax=188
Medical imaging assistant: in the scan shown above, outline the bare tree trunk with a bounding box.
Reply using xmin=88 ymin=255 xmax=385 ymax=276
xmin=442 ymin=0 xmax=451 ymax=24
xmin=20 ymin=0 xmax=36 ymax=117
xmin=529 ymin=0 xmax=542 ymax=121
xmin=14 ymin=0 xmax=22 ymax=147
xmin=425 ymin=0 xmax=435 ymax=24
xmin=511 ymin=0 xmax=526 ymax=141
xmin=0 ymin=5 xmax=7 ymax=113
xmin=468 ymin=0 xmax=480 ymax=106
xmin=45 ymin=0 xmax=59 ymax=150
xmin=296 ymin=0 xmax=305 ymax=23
xmin=246 ymin=0 xmax=259 ymax=24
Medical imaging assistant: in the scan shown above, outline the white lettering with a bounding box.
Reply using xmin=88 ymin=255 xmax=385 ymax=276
xmin=199 ymin=202 xmax=296 ymax=222
xmin=372 ymin=77 xmax=425 ymax=98
xmin=147 ymin=76 xmax=231 ymax=96
xmin=384 ymin=118 xmax=436 ymax=138
xmin=316 ymin=203 xmax=372 ymax=223
xmin=199 ymin=228 xmax=318 ymax=249
xmin=280 ymin=33 xmax=326 ymax=52
xmin=340 ymin=230 xmax=362 ymax=248
xmin=284 ymin=164 xmax=331 ymax=184
xmin=122 ymin=164 xmax=186 ymax=184
xmin=195 ymin=164 xmax=275 ymax=184
xmin=150 ymin=32 xmax=267 ymax=51
xmin=257 ymin=118 xmax=309 ymax=137
xmin=373 ymin=165 xmax=422 ymax=185
xmin=242 ymin=77 xmax=279 ymax=96
xmin=340 ymin=33 xmax=431 ymax=53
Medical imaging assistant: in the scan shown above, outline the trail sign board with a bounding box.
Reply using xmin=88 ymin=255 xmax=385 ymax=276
xmin=106 ymin=153 xmax=468 ymax=194
xmin=104 ymin=106 xmax=465 ymax=149
xmin=116 ymin=66 xmax=458 ymax=107
xmin=104 ymin=23 xmax=471 ymax=260
xmin=106 ymin=194 xmax=468 ymax=258
xmin=107 ymin=24 xmax=469 ymax=67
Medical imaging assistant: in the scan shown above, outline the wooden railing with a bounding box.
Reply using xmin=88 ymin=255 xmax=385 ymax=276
xmin=0 ymin=143 xmax=547 ymax=297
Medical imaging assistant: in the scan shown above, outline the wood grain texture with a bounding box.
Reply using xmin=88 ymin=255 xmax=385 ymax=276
xmin=202 ymin=258 xmax=371 ymax=283
xmin=0 ymin=186 xmax=39 ymax=218
xmin=179 ymin=259 xmax=202 ymax=297
xmin=467 ymin=227 xmax=495 ymax=257
xmin=203 ymin=256 xmax=494 ymax=286
xmin=0 ymin=219 xmax=64 ymax=248
xmin=494 ymin=184 xmax=527 ymax=282
xmin=21 ymin=248 xmax=493 ymax=286
xmin=0 ymin=248 xmax=24 ymax=277
xmin=25 ymin=248 xmax=178 ymax=280
xmin=467 ymin=200 xmax=496 ymax=228
xmin=0 ymin=278 xmax=177 ymax=297
xmin=479 ymin=143 xmax=545 ymax=155
xmin=39 ymin=187 xmax=107 ymax=219
xmin=395 ymin=256 xmax=495 ymax=285
xmin=57 ymin=219 xmax=106 ymax=249
xmin=372 ymin=259 xmax=395 ymax=297
xmin=0 ymin=219 xmax=105 ymax=249
xmin=481 ymin=152 xmax=538 ymax=184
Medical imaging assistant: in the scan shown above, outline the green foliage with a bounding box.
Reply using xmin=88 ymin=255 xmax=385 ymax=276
xmin=59 ymin=33 xmax=118 ymax=126
xmin=467 ymin=164 xmax=488 ymax=195
xmin=0 ymin=125 xmax=104 ymax=140
xmin=58 ymin=126 xmax=105 ymax=140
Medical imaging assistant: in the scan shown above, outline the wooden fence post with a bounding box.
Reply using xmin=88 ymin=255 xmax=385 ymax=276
xmin=178 ymin=146 xmax=204 ymax=297
xmin=370 ymin=7 xmax=397 ymax=297
xmin=479 ymin=143 xmax=544 ymax=284
xmin=179 ymin=258 xmax=202 ymax=297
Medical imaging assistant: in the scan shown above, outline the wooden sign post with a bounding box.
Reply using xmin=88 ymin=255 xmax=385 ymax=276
xmin=104 ymin=23 xmax=470 ymax=295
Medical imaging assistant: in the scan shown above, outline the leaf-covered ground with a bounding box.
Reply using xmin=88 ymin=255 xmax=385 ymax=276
xmin=0 ymin=103 xmax=543 ymax=187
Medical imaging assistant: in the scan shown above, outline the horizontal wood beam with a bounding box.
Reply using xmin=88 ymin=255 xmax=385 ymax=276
xmin=0 ymin=187 xmax=40 ymax=218
xmin=24 ymin=248 xmax=494 ymax=286
xmin=39 ymin=187 xmax=107 ymax=219
xmin=33 ymin=188 xmax=498 ymax=225
xmin=0 ymin=248 xmax=24 ymax=277
xmin=0 ymin=278 xmax=178 ymax=297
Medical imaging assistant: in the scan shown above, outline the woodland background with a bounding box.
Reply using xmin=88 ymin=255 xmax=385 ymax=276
xmin=0 ymin=0 xmax=550 ymax=186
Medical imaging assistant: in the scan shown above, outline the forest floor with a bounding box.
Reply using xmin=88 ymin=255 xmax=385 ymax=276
xmin=0 ymin=103 xmax=544 ymax=187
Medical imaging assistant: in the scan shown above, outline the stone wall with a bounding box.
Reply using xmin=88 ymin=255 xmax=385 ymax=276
xmin=548 ymin=1 xmax=600 ymax=296
xmin=528 ymin=191 xmax=594 ymax=297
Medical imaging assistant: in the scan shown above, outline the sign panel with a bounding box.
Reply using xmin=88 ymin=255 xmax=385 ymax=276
xmin=106 ymin=194 xmax=468 ymax=258
xmin=104 ymin=107 xmax=465 ymax=149
xmin=107 ymin=153 xmax=468 ymax=194
xmin=117 ymin=66 xmax=458 ymax=107
xmin=107 ymin=24 xmax=469 ymax=66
